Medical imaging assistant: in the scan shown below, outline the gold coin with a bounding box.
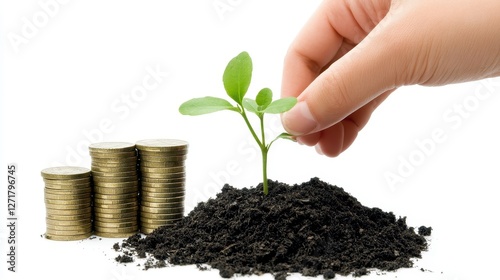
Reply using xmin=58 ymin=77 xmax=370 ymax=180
xmin=140 ymin=212 xmax=183 ymax=219
xmin=141 ymin=183 xmax=186 ymax=192
xmin=94 ymin=231 xmax=137 ymax=238
xmin=44 ymin=196 xmax=91 ymax=204
xmin=139 ymin=154 xmax=187 ymax=162
xmin=140 ymin=206 xmax=183 ymax=215
xmin=94 ymin=181 xmax=139 ymax=188
xmin=91 ymin=156 xmax=138 ymax=164
xmin=140 ymin=222 xmax=179 ymax=230
xmin=45 ymin=207 xmax=92 ymax=216
xmin=44 ymin=192 xmax=90 ymax=200
xmin=46 ymin=228 xmax=91 ymax=236
xmin=43 ymin=183 xmax=92 ymax=190
xmin=46 ymin=218 xmax=91 ymax=226
xmin=43 ymin=187 xmax=92 ymax=197
xmin=140 ymin=172 xmax=186 ymax=179
xmin=90 ymin=150 xmax=137 ymax=158
xmin=136 ymin=139 xmax=188 ymax=152
xmin=89 ymin=142 xmax=136 ymax=153
xmin=94 ymin=215 xmax=138 ymax=223
xmin=140 ymin=201 xmax=184 ymax=208
xmin=140 ymin=226 xmax=175 ymax=235
xmin=140 ymin=196 xmax=184 ymax=204
xmin=138 ymin=150 xmax=187 ymax=157
xmin=90 ymin=161 xmax=139 ymax=172
xmin=140 ymin=216 xmax=182 ymax=224
xmin=141 ymin=177 xmax=185 ymax=184
xmin=44 ymin=184 xmax=91 ymax=191
xmin=44 ymin=189 xmax=91 ymax=197
xmin=43 ymin=177 xmax=92 ymax=185
xmin=92 ymin=175 xmax=139 ymax=183
xmin=94 ymin=201 xmax=138 ymax=209
xmin=94 ymin=196 xmax=138 ymax=204
xmin=139 ymin=160 xmax=185 ymax=168
xmin=140 ymin=227 xmax=156 ymax=234
xmin=94 ymin=186 xmax=138 ymax=195
xmin=94 ymin=192 xmax=138 ymax=200
xmin=90 ymin=157 xmax=138 ymax=165
xmin=94 ymin=206 xmax=138 ymax=214
xmin=46 ymin=223 xmax=92 ymax=231
xmin=141 ymin=190 xmax=185 ymax=198
xmin=94 ymin=225 xmax=138 ymax=233
xmin=91 ymin=170 xmax=138 ymax=178
xmin=43 ymin=184 xmax=92 ymax=191
xmin=94 ymin=221 xmax=138 ymax=228
xmin=139 ymin=222 xmax=180 ymax=229
xmin=141 ymin=219 xmax=181 ymax=226
xmin=44 ymin=191 xmax=91 ymax=199
xmin=46 ymin=212 xmax=91 ymax=221
xmin=45 ymin=232 xmax=92 ymax=241
xmin=141 ymin=181 xmax=185 ymax=188
xmin=140 ymin=195 xmax=185 ymax=203
xmin=140 ymin=166 xmax=185 ymax=174
xmin=94 ymin=203 xmax=138 ymax=210
xmin=41 ymin=166 xmax=91 ymax=180
xmin=45 ymin=197 xmax=92 ymax=209
xmin=94 ymin=211 xmax=137 ymax=219
xmin=91 ymin=165 xmax=137 ymax=173
xmin=141 ymin=186 xmax=185 ymax=194
xmin=45 ymin=202 xmax=91 ymax=210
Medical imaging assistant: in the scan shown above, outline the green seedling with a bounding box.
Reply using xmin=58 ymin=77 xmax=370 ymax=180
xmin=179 ymin=51 xmax=297 ymax=195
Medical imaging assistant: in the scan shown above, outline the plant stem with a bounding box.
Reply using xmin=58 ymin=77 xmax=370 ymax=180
xmin=239 ymin=106 xmax=269 ymax=195
xmin=240 ymin=107 xmax=262 ymax=148
xmin=259 ymin=114 xmax=269 ymax=195
xmin=261 ymin=148 xmax=268 ymax=195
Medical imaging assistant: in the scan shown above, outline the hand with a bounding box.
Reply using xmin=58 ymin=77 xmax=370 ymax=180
xmin=281 ymin=0 xmax=500 ymax=157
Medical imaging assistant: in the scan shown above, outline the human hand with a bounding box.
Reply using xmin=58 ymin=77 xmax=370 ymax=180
xmin=281 ymin=0 xmax=500 ymax=157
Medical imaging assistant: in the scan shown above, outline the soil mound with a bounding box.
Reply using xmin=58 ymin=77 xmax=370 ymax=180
xmin=117 ymin=178 xmax=429 ymax=279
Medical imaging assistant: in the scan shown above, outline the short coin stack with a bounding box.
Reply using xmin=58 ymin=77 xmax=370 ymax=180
xmin=42 ymin=166 xmax=93 ymax=241
xmin=136 ymin=139 xmax=188 ymax=234
xmin=89 ymin=142 xmax=139 ymax=238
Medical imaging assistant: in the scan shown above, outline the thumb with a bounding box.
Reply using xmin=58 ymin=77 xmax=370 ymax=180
xmin=282 ymin=19 xmax=402 ymax=136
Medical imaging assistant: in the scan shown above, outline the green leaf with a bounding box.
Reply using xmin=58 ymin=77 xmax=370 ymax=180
xmin=263 ymin=97 xmax=297 ymax=114
xmin=255 ymin=88 xmax=272 ymax=109
xmin=268 ymin=132 xmax=296 ymax=149
xmin=242 ymin=98 xmax=259 ymax=114
xmin=223 ymin=51 xmax=252 ymax=105
xmin=276 ymin=132 xmax=296 ymax=141
xmin=179 ymin=96 xmax=238 ymax=116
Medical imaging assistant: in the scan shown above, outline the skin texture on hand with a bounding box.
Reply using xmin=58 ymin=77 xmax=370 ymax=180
xmin=281 ymin=0 xmax=500 ymax=157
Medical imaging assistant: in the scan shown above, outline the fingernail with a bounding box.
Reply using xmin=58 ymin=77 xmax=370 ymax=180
xmin=282 ymin=101 xmax=318 ymax=135
xmin=315 ymin=145 xmax=324 ymax=155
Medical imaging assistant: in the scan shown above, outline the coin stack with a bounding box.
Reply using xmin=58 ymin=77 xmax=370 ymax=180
xmin=89 ymin=142 xmax=139 ymax=238
xmin=42 ymin=166 xmax=93 ymax=241
xmin=136 ymin=139 xmax=188 ymax=234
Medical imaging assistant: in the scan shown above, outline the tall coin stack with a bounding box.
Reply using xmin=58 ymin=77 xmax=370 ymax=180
xmin=89 ymin=142 xmax=139 ymax=238
xmin=136 ymin=139 xmax=188 ymax=234
xmin=42 ymin=166 xmax=93 ymax=241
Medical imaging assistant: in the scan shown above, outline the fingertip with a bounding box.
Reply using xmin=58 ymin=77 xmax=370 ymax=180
xmin=282 ymin=101 xmax=319 ymax=136
xmin=315 ymin=145 xmax=324 ymax=155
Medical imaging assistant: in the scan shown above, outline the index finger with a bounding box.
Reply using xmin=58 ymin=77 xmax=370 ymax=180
xmin=281 ymin=1 xmax=344 ymax=98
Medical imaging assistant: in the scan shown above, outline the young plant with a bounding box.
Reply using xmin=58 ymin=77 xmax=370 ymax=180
xmin=179 ymin=51 xmax=297 ymax=195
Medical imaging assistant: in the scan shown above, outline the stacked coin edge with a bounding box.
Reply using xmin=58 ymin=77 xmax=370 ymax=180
xmin=42 ymin=166 xmax=93 ymax=241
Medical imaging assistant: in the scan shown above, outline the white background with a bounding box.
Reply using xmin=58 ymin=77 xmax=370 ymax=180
xmin=1 ymin=1 xmax=499 ymax=280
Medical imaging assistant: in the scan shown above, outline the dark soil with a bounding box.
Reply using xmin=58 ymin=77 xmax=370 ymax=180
xmin=116 ymin=178 xmax=430 ymax=278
